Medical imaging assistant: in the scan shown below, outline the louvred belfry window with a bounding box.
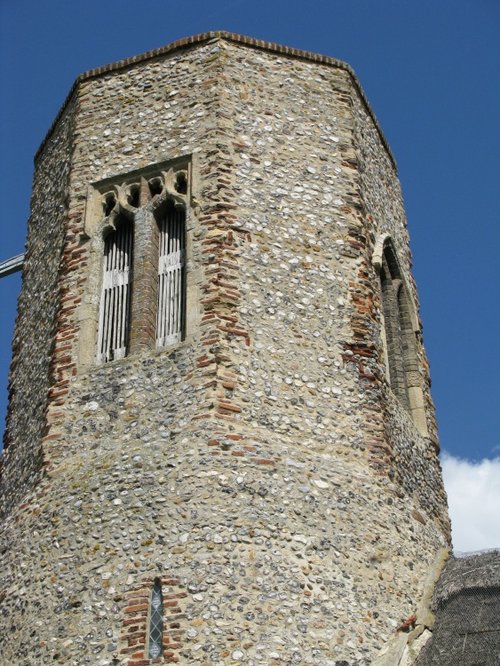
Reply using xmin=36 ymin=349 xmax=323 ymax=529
xmin=97 ymin=219 xmax=133 ymax=362
xmin=156 ymin=202 xmax=186 ymax=348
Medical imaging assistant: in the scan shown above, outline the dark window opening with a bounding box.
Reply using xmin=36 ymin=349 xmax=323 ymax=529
xmin=174 ymin=172 xmax=187 ymax=195
xmin=148 ymin=177 xmax=163 ymax=197
xmin=103 ymin=192 xmax=117 ymax=217
xmin=127 ymin=184 xmax=140 ymax=208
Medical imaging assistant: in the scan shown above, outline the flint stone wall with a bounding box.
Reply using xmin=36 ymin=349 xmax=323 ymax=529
xmin=0 ymin=34 xmax=449 ymax=666
xmin=0 ymin=98 xmax=75 ymax=516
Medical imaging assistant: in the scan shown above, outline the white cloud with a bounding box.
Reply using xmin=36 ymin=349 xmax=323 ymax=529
xmin=441 ymin=452 xmax=500 ymax=554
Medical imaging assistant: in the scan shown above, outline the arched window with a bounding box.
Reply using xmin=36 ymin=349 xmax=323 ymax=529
xmin=379 ymin=249 xmax=409 ymax=408
xmin=375 ymin=237 xmax=429 ymax=435
xmin=156 ymin=201 xmax=186 ymax=348
xmin=97 ymin=218 xmax=133 ymax=363
xmin=148 ymin=579 xmax=163 ymax=659
xmin=89 ymin=163 xmax=190 ymax=367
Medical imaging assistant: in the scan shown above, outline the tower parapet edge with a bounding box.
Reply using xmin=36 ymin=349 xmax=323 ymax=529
xmin=0 ymin=35 xmax=450 ymax=665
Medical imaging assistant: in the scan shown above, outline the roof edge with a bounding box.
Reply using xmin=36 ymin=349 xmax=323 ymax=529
xmin=434 ymin=551 xmax=500 ymax=607
xmin=34 ymin=31 xmax=396 ymax=169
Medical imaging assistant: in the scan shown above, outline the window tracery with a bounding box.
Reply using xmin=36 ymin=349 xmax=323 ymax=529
xmin=373 ymin=235 xmax=429 ymax=436
xmin=94 ymin=161 xmax=190 ymax=363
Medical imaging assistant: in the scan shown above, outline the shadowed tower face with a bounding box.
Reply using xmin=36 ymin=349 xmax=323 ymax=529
xmin=0 ymin=32 xmax=450 ymax=666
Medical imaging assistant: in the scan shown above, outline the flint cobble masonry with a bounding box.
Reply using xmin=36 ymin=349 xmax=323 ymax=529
xmin=0 ymin=33 xmax=450 ymax=665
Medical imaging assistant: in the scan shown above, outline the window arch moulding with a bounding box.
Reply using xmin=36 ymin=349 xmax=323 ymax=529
xmin=372 ymin=234 xmax=429 ymax=437
xmin=77 ymin=156 xmax=200 ymax=371
xmin=372 ymin=233 xmax=419 ymax=333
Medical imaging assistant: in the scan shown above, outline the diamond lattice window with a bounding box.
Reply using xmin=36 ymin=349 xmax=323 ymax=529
xmin=148 ymin=579 xmax=163 ymax=659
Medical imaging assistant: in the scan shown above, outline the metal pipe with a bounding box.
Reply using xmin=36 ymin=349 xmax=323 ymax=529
xmin=0 ymin=254 xmax=24 ymax=278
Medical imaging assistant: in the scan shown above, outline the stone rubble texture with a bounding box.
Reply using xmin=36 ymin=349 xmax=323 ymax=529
xmin=0 ymin=32 xmax=450 ymax=666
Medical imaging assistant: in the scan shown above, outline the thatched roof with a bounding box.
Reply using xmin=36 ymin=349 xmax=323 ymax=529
xmin=416 ymin=550 xmax=500 ymax=665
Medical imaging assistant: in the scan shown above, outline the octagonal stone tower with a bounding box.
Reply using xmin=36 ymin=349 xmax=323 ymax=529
xmin=0 ymin=32 xmax=450 ymax=665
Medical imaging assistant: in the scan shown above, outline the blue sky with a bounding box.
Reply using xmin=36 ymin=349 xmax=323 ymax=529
xmin=0 ymin=0 xmax=499 ymax=550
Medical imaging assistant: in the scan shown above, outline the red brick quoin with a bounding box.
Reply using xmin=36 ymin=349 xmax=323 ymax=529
xmin=119 ymin=577 xmax=187 ymax=665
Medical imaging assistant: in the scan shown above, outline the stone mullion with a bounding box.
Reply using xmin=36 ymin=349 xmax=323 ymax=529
xmin=128 ymin=208 xmax=159 ymax=354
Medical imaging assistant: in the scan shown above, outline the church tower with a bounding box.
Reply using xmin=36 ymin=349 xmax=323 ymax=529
xmin=0 ymin=33 xmax=450 ymax=665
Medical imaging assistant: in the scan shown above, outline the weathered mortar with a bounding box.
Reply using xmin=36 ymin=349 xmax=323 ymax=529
xmin=0 ymin=33 xmax=450 ymax=666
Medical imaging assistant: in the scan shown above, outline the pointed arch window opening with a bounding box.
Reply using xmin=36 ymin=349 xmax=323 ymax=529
xmin=379 ymin=245 xmax=414 ymax=409
xmin=148 ymin=579 xmax=164 ymax=660
xmin=375 ymin=237 xmax=431 ymax=438
xmin=381 ymin=265 xmax=409 ymax=407
xmin=156 ymin=201 xmax=186 ymax=349
xmin=97 ymin=218 xmax=133 ymax=363
xmin=91 ymin=161 xmax=191 ymax=365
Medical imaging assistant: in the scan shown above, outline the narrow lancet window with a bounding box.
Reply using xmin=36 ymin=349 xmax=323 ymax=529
xmin=97 ymin=219 xmax=133 ymax=362
xmin=148 ymin=579 xmax=163 ymax=659
xmin=380 ymin=257 xmax=409 ymax=407
xmin=375 ymin=237 xmax=429 ymax=436
xmin=156 ymin=202 xmax=186 ymax=348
